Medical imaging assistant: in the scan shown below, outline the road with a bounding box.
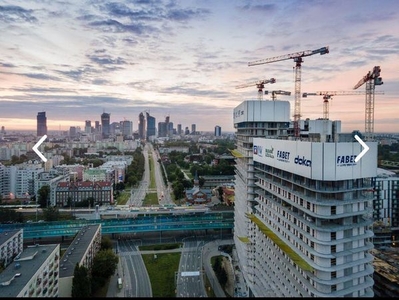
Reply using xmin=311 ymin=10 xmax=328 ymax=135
xmin=106 ymin=234 xmax=235 ymax=298
xmin=113 ymin=239 xmax=153 ymax=297
xmin=148 ymin=143 xmax=174 ymax=206
xmin=129 ymin=144 xmax=150 ymax=207
xmin=176 ymin=238 xmax=207 ymax=297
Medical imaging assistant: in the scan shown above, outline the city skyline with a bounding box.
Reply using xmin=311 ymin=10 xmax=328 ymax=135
xmin=1 ymin=0 xmax=398 ymax=133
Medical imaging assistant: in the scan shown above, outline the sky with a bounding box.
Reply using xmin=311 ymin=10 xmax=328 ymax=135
xmin=0 ymin=0 xmax=398 ymax=134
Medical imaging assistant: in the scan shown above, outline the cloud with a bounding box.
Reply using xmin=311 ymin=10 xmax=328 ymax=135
xmin=0 ymin=5 xmax=37 ymax=23
xmin=86 ymin=53 xmax=128 ymax=65
xmin=23 ymin=73 xmax=61 ymax=81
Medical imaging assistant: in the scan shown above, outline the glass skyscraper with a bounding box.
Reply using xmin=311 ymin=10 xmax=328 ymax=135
xmin=37 ymin=111 xmax=47 ymax=136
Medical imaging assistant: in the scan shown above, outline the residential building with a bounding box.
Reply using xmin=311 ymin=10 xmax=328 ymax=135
xmin=201 ymin=175 xmax=235 ymax=190
xmin=35 ymin=170 xmax=70 ymax=206
xmin=251 ymin=137 xmax=377 ymax=297
xmin=373 ymin=168 xmax=399 ymax=228
xmin=83 ymin=168 xmax=107 ymax=182
xmin=0 ymin=243 xmax=60 ymax=297
xmin=9 ymin=163 xmax=44 ymax=199
xmin=232 ymin=100 xmax=290 ymax=297
xmin=233 ymin=99 xmax=377 ymax=297
xmin=0 ymin=163 xmax=11 ymax=199
xmin=58 ymin=224 xmax=101 ymax=297
xmin=0 ymin=229 xmax=23 ymax=268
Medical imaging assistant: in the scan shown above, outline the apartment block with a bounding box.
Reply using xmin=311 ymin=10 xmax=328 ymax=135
xmin=0 ymin=243 xmax=60 ymax=297
xmin=58 ymin=224 xmax=101 ymax=297
xmin=0 ymin=229 xmax=23 ymax=268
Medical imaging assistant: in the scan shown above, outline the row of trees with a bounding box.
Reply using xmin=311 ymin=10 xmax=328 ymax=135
xmin=124 ymin=147 xmax=145 ymax=187
xmin=71 ymin=236 xmax=118 ymax=297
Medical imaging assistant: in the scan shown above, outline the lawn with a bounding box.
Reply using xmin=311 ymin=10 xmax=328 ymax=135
xmin=142 ymin=252 xmax=181 ymax=297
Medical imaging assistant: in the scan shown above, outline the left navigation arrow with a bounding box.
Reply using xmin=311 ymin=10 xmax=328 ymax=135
xmin=33 ymin=135 xmax=48 ymax=162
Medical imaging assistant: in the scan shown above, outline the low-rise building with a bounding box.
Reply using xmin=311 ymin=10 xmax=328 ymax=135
xmin=58 ymin=224 xmax=101 ymax=297
xmin=55 ymin=181 xmax=113 ymax=207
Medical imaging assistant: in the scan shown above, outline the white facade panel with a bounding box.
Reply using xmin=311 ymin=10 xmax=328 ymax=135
xmin=253 ymin=139 xmax=378 ymax=180
xmin=311 ymin=143 xmax=323 ymax=179
xmin=322 ymin=142 xmax=336 ymax=180
xmin=233 ymin=100 xmax=290 ymax=124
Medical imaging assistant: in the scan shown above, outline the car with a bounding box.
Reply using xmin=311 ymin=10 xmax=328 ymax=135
xmin=15 ymin=273 xmax=21 ymax=277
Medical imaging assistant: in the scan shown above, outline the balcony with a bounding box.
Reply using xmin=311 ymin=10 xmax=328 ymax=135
xmin=246 ymin=213 xmax=313 ymax=272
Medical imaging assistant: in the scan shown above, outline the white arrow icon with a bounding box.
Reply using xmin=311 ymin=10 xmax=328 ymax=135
xmin=354 ymin=135 xmax=369 ymax=162
xmin=33 ymin=135 xmax=48 ymax=162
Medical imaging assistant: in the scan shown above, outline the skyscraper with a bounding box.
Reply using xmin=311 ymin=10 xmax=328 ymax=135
xmin=122 ymin=120 xmax=133 ymax=138
xmin=85 ymin=120 xmax=91 ymax=134
xmin=146 ymin=112 xmax=156 ymax=140
xmin=101 ymin=112 xmax=110 ymax=139
xmin=214 ymin=125 xmax=221 ymax=137
xmin=233 ymin=100 xmax=376 ymax=297
xmin=95 ymin=121 xmax=100 ymax=134
xmin=177 ymin=124 xmax=182 ymax=135
xmin=37 ymin=111 xmax=47 ymax=136
xmin=138 ymin=112 xmax=145 ymax=140
xmin=191 ymin=124 xmax=196 ymax=134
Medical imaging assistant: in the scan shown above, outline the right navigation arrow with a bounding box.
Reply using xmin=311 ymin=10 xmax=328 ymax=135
xmin=354 ymin=135 xmax=369 ymax=162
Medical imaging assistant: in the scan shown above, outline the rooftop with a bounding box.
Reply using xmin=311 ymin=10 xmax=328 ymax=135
xmin=0 ymin=229 xmax=22 ymax=246
xmin=0 ymin=244 xmax=59 ymax=297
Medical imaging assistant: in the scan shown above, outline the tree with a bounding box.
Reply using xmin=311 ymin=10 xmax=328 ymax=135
xmin=101 ymin=235 xmax=113 ymax=250
xmin=37 ymin=185 xmax=50 ymax=208
xmin=90 ymin=249 xmax=118 ymax=294
xmin=91 ymin=249 xmax=119 ymax=279
xmin=71 ymin=263 xmax=91 ymax=297
xmin=86 ymin=197 xmax=95 ymax=208
xmin=0 ymin=208 xmax=24 ymax=224
xmin=42 ymin=206 xmax=60 ymax=222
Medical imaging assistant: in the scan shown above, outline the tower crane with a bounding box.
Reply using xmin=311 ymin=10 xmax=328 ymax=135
xmin=235 ymin=78 xmax=276 ymax=100
xmin=265 ymin=90 xmax=291 ymax=101
xmin=302 ymin=90 xmax=385 ymax=120
xmin=353 ymin=66 xmax=383 ymax=141
xmin=248 ymin=46 xmax=329 ymax=138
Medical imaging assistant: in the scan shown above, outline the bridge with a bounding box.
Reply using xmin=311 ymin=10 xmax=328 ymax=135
xmin=0 ymin=210 xmax=234 ymax=239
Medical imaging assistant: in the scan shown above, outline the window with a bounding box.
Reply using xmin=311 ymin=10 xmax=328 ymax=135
xmin=331 ymin=258 xmax=336 ymax=266
xmin=331 ymin=206 xmax=336 ymax=215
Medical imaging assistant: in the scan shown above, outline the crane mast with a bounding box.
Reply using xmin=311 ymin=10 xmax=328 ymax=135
xmin=353 ymin=66 xmax=383 ymax=141
xmin=248 ymin=46 xmax=329 ymax=138
xmin=235 ymin=78 xmax=276 ymax=100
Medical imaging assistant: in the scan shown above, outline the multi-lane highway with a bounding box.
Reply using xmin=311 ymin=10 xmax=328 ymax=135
xmin=114 ymin=235 xmax=234 ymax=298
xmin=148 ymin=143 xmax=174 ymax=206
xmin=129 ymin=144 xmax=150 ymax=207
xmin=117 ymin=239 xmax=152 ymax=297
xmin=176 ymin=238 xmax=207 ymax=297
